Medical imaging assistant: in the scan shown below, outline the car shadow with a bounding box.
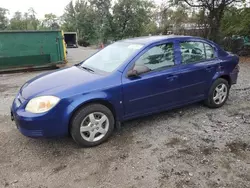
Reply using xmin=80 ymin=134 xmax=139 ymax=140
xmin=24 ymin=102 xmax=211 ymax=155
xmin=121 ymin=102 xmax=207 ymax=130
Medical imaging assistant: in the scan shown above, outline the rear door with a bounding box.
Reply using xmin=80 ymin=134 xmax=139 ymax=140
xmin=176 ymin=40 xmax=220 ymax=103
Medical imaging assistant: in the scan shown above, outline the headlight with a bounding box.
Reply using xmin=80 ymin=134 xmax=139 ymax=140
xmin=25 ymin=96 xmax=60 ymax=113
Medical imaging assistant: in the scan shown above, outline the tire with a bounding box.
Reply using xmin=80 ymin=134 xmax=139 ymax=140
xmin=205 ymin=78 xmax=230 ymax=108
xmin=70 ymin=104 xmax=115 ymax=147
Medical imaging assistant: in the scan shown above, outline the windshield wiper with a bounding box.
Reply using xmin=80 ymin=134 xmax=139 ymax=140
xmin=82 ymin=66 xmax=95 ymax=72
xmin=77 ymin=65 xmax=95 ymax=73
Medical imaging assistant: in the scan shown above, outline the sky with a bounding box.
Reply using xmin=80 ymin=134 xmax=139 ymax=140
xmin=1 ymin=0 xmax=73 ymax=18
xmin=1 ymin=0 xmax=163 ymax=19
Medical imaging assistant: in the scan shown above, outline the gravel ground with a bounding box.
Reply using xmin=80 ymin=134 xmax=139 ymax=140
xmin=1 ymin=48 xmax=250 ymax=188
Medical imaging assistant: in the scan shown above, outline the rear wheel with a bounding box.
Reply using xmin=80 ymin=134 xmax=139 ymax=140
xmin=70 ymin=104 xmax=114 ymax=147
xmin=205 ymin=78 xmax=230 ymax=108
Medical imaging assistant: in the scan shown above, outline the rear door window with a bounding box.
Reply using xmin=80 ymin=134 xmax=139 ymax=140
xmin=180 ymin=42 xmax=206 ymax=64
xmin=204 ymin=43 xmax=215 ymax=59
xmin=180 ymin=41 xmax=216 ymax=64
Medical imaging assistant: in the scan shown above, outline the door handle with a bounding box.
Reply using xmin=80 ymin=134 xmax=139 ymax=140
xmin=205 ymin=66 xmax=214 ymax=71
xmin=218 ymin=65 xmax=224 ymax=70
xmin=166 ymin=75 xmax=178 ymax=81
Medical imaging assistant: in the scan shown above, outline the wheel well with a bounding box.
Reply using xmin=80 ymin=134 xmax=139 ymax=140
xmin=68 ymin=100 xmax=116 ymax=134
xmin=219 ymin=75 xmax=231 ymax=86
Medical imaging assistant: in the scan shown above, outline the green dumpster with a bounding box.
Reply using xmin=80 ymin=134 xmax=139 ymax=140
xmin=0 ymin=30 xmax=67 ymax=72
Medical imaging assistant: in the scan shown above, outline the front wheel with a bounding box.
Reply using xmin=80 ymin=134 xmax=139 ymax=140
xmin=205 ymin=78 xmax=230 ymax=108
xmin=70 ymin=104 xmax=115 ymax=147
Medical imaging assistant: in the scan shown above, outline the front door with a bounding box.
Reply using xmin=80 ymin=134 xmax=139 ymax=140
xmin=122 ymin=42 xmax=181 ymax=118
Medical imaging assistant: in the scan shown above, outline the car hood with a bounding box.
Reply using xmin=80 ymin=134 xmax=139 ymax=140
xmin=21 ymin=66 xmax=103 ymax=99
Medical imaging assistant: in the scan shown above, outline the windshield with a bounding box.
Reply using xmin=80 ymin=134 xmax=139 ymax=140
xmin=81 ymin=42 xmax=143 ymax=73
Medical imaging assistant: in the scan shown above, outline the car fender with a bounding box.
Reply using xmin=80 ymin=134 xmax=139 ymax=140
xmin=68 ymin=91 xmax=122 ymax=121
xmin=208 ymin=70 xmax=229 ymax=92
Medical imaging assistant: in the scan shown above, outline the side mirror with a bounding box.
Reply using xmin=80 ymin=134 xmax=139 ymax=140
xmin=127 ymin=69 xmax=139 ymax=77
xmin=127 ymin=65 xmax=151 ymax=77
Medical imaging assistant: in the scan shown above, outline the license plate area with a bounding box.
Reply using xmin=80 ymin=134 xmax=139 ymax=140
xmin=11 ymin=111 xmax=19 ymax=129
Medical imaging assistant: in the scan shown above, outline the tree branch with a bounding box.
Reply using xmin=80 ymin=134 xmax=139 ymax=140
xmin=225 ymin=0 xmax=240 ymax=5
xmin=182 ymin=0 xmax=204 ymax=8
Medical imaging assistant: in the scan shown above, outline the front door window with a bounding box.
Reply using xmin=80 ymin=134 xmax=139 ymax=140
xmin=134 ymin=43 xmax=175 ymax=74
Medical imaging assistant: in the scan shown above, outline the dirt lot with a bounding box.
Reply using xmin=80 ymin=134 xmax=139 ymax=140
xmin=1 ymin=48 xmax=250 ymax=188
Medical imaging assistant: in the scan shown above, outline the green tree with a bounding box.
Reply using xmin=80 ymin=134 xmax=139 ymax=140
xmin=9 ymin=8 xmax=40 ymax=30
xmin=170 ymin=6 xmax=189 ymax=33
xmin=221 ymin=7 xmax=250 ymax=36
xmin=89 ymin=0 xmax=114 ymax=42
xmin=185 ymin=8 xmax=210 ymax=37
xmin=144 ymin=21 xmax=158 ymax=35
xmin=62 ymin=0 xmax=155 ymax=43
xmin=75 ymin=0 xmax=99 ymax=42
xmin=26 ymin=8 xmax=40 ymax=30
xmin=172 ymin=0 xmax=242 ymax=42
xmin=41 ymin=13 xmax=59 ymax=30
xmin=157 ymin=3 xmax=190 ymax=35
xmin=157 ymin=5 xmax=173 ymax=34
xmin=62 ymin=0 xmax=111 ymax=43
xmin=0 ymin=7 xmax=9 ymax=30
xmin=9 ymin=11 xmax=26 ymax=30
xmin=61 ymin=0 xmax=78 ymax=32
xmin=112 ymin=0 xmax=154 ymax=39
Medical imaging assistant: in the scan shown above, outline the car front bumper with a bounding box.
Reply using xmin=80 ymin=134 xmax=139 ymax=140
xmin=11 ymin=95 xmax=74 ymax=138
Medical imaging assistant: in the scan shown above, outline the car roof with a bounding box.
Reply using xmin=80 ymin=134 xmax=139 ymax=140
xmin=120 ymin=35 xmax=203 ymax=45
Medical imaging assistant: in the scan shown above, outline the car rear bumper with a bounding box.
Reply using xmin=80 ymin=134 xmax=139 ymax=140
xmin=230 ymin=64 xmax=240 ymax=85
xmin=230 ymin=72 xmax=238 ymax=85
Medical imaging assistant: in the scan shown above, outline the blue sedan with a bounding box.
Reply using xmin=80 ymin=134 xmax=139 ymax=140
xmin=11 ymin=36 xmax=239 ymax=147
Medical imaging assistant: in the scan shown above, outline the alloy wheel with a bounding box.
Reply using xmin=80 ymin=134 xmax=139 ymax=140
xmin=80 ymin=112 xmax=109 ymax=142
xmin=213 ymin=83 xmax=228 ymax=105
